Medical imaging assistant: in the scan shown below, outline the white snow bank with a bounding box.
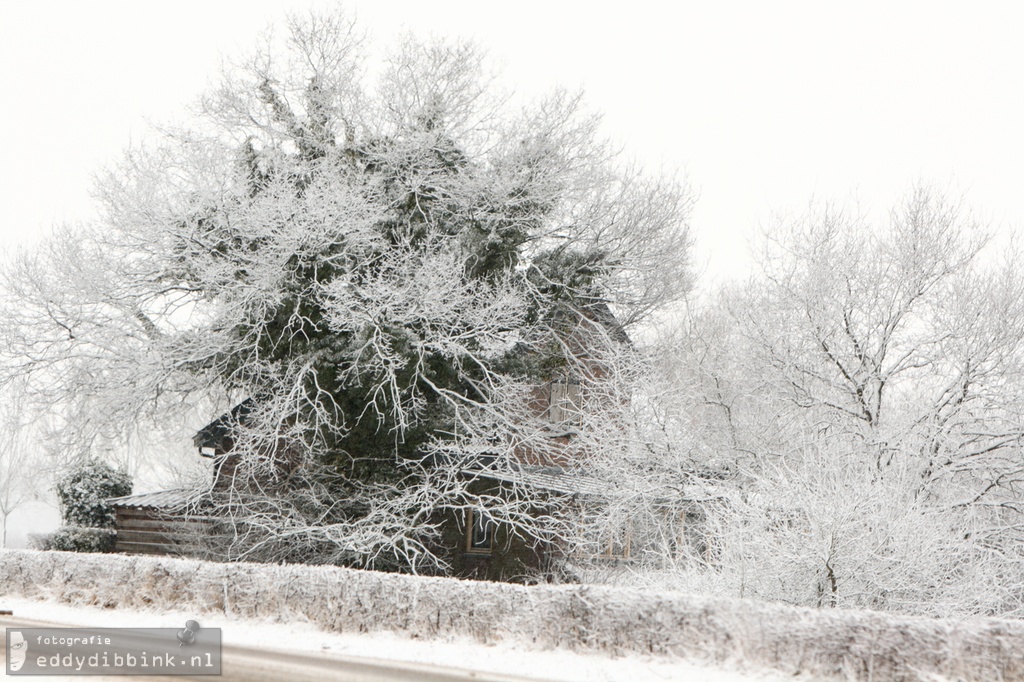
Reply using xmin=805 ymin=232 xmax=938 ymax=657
xmin=2 ymin=549 xmax=1022 ymax=681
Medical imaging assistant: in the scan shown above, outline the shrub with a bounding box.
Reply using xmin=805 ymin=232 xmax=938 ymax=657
xmin=32 ymin=526 xmax=117 ymax=553
xmin=55 ymin=458 xmax=131 ymax=529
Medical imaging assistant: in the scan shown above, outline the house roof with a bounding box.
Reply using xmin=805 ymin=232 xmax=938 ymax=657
xmin=106 ymin=489 xmax=197 ymax=510
xmin=461 ymin=464 xmax=719 ymax=504
xmin=461 ymin=465 xmax=611 ymax=497
xmin=583 ymin=300 xmax=632 ymax=346
xmin=193 ymin=399 xmax=255 ymax=450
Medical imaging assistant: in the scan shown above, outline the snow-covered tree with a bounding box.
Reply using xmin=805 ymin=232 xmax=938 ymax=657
xmin=0 ymin=12 xmax=692 ymax=572
xmin=0 ymin=382 xmax=43 ymax=548
xmin=640 ymin=188 xmax=1024 ymax=617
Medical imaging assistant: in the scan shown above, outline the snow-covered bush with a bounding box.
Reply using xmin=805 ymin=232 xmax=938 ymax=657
xmin=32 ymin=526 xmax=117 ymax=553
xmin=55 ymin=458 xmax=131 ymax=529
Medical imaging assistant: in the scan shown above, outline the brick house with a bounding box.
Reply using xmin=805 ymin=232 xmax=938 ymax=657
xmin=109 ymin=307 xmax=635 ymax=579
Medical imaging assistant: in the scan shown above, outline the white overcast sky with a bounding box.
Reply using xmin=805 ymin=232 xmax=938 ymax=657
xmin=1 ymin=1 xmax=1022 ymax=286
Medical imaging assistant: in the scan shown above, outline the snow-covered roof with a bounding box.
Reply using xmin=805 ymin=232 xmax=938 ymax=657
xmin=461 ymin=466 xmax=716 ymax=504
xmin=461 ymin=466 xmax=611 ymax=497
xmin=107 ymin=489 xmax=197 ymax=510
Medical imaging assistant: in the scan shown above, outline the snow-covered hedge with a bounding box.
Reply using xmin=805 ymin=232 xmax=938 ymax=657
xmin=31 ymin=527 xmax=117 ymax=553
xmin=2 ymin=549 xmax=1022 ymax=681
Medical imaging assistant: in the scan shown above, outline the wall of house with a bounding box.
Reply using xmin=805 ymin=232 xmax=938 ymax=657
xmin=428 ymin=474 xmax=561 ymax=583
xmin=434 ymin=508 xmax=553 ymax=583
xmin=212 ymin=453 xmax=239 ymax=492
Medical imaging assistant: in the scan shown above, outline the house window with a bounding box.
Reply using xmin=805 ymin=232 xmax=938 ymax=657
xmin=575 ymin=521 xmax=632 ymax=561
xmin=466 ymin=508 xmax=494 ymax=554
xmin=547 ymin=377 xmax=581 ymax=424
xmin=604 ymin=523 xmax=632 ymax=559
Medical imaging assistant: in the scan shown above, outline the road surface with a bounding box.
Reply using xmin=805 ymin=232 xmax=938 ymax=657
xmin=1 ymin=615 xmax=555 ymax=682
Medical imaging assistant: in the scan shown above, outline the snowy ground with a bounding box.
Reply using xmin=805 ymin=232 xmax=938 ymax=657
xmin=1 ymin=596 xmax=789 ymax=682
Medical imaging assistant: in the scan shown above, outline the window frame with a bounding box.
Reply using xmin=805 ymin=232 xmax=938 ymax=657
xmin=547 ymin=375 xmax=582 ymax=425
xmin=465 ymin=508 xmax=495 ymax=554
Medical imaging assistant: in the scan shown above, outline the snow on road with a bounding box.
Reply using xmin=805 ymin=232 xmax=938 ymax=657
xmin=0 ymin=596 xmax=787 ymax=681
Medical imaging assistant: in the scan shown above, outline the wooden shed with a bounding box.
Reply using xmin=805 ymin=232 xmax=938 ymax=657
xmin=107 ymin=490 xmax=207 ymax=556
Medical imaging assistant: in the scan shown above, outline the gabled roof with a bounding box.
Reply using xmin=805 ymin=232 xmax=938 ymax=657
xmin=582 ymin=300 xmax=632 ymax=346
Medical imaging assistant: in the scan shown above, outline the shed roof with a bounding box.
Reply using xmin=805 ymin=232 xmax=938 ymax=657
xmin=107 ymin=489 xmax=197 ymax=510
